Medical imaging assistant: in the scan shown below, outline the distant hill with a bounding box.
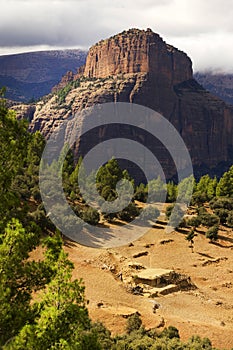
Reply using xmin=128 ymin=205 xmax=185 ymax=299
xmin=0 ymin=50 xmax=87 ymax=102
xmin=195 ymin=72 xmax=233 ymax=106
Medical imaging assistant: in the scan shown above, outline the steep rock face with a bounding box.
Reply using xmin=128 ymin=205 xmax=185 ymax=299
xmin=172 ymin=80 xmax=233 ymax=172
xmin=16 ymin=29 xmax=233 ymax=179
xmin=84 ymin=28 xmax=192 ymax=86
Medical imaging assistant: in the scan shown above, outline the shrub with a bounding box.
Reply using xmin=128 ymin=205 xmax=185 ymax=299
xmin=134 ymin=183 xmax=148 ymax=202
xmin=159 ymin=326 xmax=180 ymax=339
xmin=226 ymin=210 xmax=233 ymax=227
xmin=200 ymin=213 xmax=219 ymax=227
xmin=186 ymin=335 xmax=213 ymax=349
xmin=166 ymin=182 xmax=177 ymax=203
xmin=91 ymin=322 xmax=114 ymax=350
xmin=140 ymin=205 xmax=160 ymax=223
xmin=166 ymin=204 xmax=184 ymax=228
xmin=148 ymin=177 xmax=167 ymax=203
xmin=101 ymin=186 xmax=117 ymax=202
xmin=206 ymin=225 xmax=219 ymax=242
xmin=126 ymin=313 xmax=142 ymax=334
xmin=196 ymin=206 xmax=207 ymax=216
xmin=214 ymin=208 xmax=229 ymax=224
xmin=165 ymin=204 xmax=175 ymax=219
xmin=81 ymin=207 xmax=100 ymax=225
xmin=178 ymin=218 xmax=188 ymax=228
xmin=117 ymin=203 xmax=140 ymax=222
xmin=191 ymin=191 xmax=208 ymax=206
xmin=209 ymin=197 xmax=233 ymax=211
xmin=187 ymin=216 xmax=201 ymax=228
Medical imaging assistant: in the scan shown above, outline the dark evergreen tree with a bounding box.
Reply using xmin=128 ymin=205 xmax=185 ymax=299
xmin=216 ymin=166 xmax=233 ymax=197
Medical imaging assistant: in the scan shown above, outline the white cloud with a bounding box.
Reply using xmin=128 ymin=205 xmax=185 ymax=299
xmin=171 ymin=31 xmax=233 ymax=73
xmin=0 ymin=0 xmax=233 ymax=72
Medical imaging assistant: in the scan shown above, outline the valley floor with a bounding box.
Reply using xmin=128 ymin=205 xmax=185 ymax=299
xmin=63 ymin=224 xmax=233 ymax=349
xmin=32 ymin=222 xmax=233 ymax=349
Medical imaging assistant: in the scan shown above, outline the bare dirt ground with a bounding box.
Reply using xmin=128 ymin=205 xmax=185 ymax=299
xmin=61 ymin=223 xmax=233 ymax=349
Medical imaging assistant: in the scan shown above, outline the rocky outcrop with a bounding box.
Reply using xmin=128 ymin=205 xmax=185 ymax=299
xmin=14 ymin=28 xmax=233 ymax=179
xmin=10 ymin=103 xmax=36 ymax=122
xmin=51 ymin=70 xmax=74 ymax=93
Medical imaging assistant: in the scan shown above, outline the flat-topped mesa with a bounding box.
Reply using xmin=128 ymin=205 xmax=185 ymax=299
xmin=83 ymin=28 xmax=193 ymax=85
xmin=16 ymin=28 xmax=233 ymax=179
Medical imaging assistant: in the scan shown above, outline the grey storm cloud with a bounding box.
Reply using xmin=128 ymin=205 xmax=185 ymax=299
xmin=0 ymin=0 xmax=233 ymax=72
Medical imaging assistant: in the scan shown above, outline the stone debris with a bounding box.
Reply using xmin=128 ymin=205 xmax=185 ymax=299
xmin=132 ymin=268 xmax=196 ymax=297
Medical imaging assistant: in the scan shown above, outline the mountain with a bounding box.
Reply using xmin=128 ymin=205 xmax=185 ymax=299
xmin=12 ymin=28 xmax=233 ymax=179
xmin=0 ymin=50 xmax=87 ymax=102
xmin=195 ymin=72 xmax=233 ymax=106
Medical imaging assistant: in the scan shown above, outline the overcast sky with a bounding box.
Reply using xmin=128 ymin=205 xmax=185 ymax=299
xmin=0 ymin=0 xmax=233 ymax=72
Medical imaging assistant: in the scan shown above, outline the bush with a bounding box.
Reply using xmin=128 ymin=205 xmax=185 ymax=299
xmin=159 ymin=326 xmax=180 ymax=339
xmin=187 ymin=216 xmax=201 ymax=228
xmin=191 ymin=191 xmax=208 ymax=206
xmin=214 ymin=208 xmax=229 ymax=224
xmin=165 ymin=204 xmax=175 ymax=219
xmin=148 ymin=178 xmax=166 ymax=203
xmin=81 ymin=207 xmax=100 ymax=225
xmin=140 ymin=205 xmax=160 ymax=223
xmin=186 ymin=229 xmax=195 ymax=244
xmin=91 ymin=322 xmax=114 ymax=350
xmin=226 ymin=210 xmax=233 ymax=227
xmin=186 ymin=335 xmax=213 ymax=349
xmin=166 ymin=204 xmax=184 ymax=228
xmin=101 ymin=185 xmax=117 ymax=202
xmin=209 ymin=197 xmax=233 ymax=211
xmin=196 ymin=206 xmax=207 ymax=216
xmin=134 ymin=183 xmax=148 ymax=202
xmin=178 ymin=218 xmax=188 ymax=228
xmin=200 ymin=213 xmax=219 ymax=227
xmin=70 ymin=190 xmax=78 ymax=201
xmin=166 ymin=182 xmax=177 ymax=203
xmin=126 ymin=313 xmax=142 ymax=334
xmin=32 ymin=187 xmax=41 ymax=201
xmin=206 ymin=225 xmax=219 ymax=242
xmin=117 ymin=203 xmax=141 ymax=222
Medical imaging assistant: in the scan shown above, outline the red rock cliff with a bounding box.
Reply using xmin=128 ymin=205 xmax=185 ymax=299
xmin=84 ymin=28 xmax=192 ymax=86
